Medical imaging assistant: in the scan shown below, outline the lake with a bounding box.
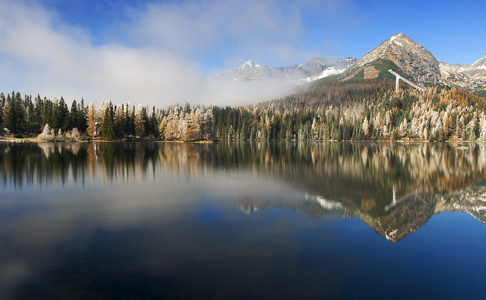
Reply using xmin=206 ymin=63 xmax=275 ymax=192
xmin=1 ymin=141 xmax=486 ymax=299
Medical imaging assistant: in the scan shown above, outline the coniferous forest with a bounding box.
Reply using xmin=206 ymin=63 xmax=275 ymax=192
xmin=1 ymin=79 xmax=486 ymax=142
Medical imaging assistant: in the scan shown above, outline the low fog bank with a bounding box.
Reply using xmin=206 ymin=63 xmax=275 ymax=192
xmin=203 ymin=77 xmax=298 ymax=107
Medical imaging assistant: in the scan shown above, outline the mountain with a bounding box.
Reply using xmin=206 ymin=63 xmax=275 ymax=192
xmin=439 ymin=56 xmax=486 ymax=92
xmin=217 ymin=33 xmax=485 ymax=94
xmin=216 ymin=57 xmax=357 ymax=84
xmin=350 ymin=33 xmax=441 ymax=85
xmin=348 ymin=33 xmax=485 ymax=94
xmin=448 ymin=56 xmax=486 ymax=77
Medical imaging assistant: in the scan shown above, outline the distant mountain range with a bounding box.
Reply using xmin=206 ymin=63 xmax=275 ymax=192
xmin=216 ymin=57 xmax=357 ymax=84
xmin=218 ymin=33 xmax=486 ymax=94
xmin=440 ymin=56 xmax=486 ymax=91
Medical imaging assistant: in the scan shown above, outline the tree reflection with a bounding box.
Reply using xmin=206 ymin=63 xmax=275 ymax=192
xmin=1 ymin=141 xmax=485 ymax=241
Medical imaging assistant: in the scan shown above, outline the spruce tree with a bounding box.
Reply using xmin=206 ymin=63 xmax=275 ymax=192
xmin=102 ymin=104 xmax=115 ymax=141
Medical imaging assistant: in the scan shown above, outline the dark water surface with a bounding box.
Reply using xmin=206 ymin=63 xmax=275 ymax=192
xmin=1 ymin=141 xmax=486 ymax=299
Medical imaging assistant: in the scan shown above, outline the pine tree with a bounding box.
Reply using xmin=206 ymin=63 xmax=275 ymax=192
xmin=4 ymin=92 xmax=25 ymax=134
xmin=113 ymin=105 xmax=125 ymax=138
xmin=78 ymin=98 xmax=88 ymax=133
xmin=25 ymin=95 xmax=38 ymax=133
xmin=150 ymin=107 xmax=159 ymax=138
xmin=57 ymin=97 xmax=69 ymax=130
xmin=0 ymin=92 xmax=5 ymax=129
xmin=3 ymin=95 xmax=11 ymax=134
xmin=69 ymin=100 xmax=79 ymax=130
xmin=102 ymin=104 xmax=115 ymax=141
xmin=129 ymin=106 xmax=136 ymax=136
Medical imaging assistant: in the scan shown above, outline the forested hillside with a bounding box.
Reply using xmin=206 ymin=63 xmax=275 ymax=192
xmin=1 ymin=79 xmax=486 ymax=142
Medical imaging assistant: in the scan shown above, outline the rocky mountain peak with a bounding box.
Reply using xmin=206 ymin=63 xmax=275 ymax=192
xmin=237 ymin=60 xmax=258 ymax=70
xmin=467 ymin=56 xmax=486 ymax=76
xmin=353 ymin=33 xmax=441 ymax=85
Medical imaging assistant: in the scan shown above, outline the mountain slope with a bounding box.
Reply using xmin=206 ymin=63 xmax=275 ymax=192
xmin=350 ymin=33 xmax=441 ymax=85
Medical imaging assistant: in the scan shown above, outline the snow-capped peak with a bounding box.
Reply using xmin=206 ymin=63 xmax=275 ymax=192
xmin=390 ymin=33 xmax=406 ymax=46
xmin=391 ymin=33 xmax=405 ymax=39
xmin=238 ymin=60 xmax=258 ymax=70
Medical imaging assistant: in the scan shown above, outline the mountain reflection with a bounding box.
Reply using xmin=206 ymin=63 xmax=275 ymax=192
xmin=1 ymin=141 xmax=485 ymax=241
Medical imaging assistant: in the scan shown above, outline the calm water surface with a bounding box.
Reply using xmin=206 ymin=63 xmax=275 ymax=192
xmin=1 ymin=141 xmax=486 ymax=299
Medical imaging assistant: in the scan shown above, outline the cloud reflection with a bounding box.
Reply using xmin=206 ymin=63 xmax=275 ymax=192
xmin=1 ymin=142 xmax=486 ymax=297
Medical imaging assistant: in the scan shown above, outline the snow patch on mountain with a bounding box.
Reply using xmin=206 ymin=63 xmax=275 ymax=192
xmin=216 ymin=57 xmax=357 ymax=85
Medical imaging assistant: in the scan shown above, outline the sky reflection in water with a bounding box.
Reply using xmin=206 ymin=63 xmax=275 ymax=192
xmin=0 ymin=142 xmax=486 ymax=299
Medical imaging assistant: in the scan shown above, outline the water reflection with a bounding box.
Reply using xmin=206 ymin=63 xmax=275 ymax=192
xmin=1 ymin=141 xmax=486 ymax=243
xmin=1 ymin=141 xmax=486 ymax=299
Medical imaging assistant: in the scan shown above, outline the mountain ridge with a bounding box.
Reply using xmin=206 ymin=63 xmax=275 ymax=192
xmin=216 ymin=57 xmax=357 ymax=84
xmin=439 ymin=56 xmax=486 ymax=92
xmin=218 ymin=33 xmax=485 ymax=94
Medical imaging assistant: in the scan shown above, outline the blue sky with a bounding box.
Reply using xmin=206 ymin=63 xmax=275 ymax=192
xmin=0 ymin=0 xmax=484 ymax=106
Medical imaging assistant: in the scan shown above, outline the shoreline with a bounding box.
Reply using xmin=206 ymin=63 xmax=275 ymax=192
xmin=0 ymin=136 xmax=479 ymax=144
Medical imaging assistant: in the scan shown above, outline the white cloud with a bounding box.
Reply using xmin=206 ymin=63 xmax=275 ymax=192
xmin=126 ymin=0 xmax=304 ymax=63
xmin=0 ymin=0 xmax=209 ymax=106
xmin=0 ymin=0 xmax=342 ymax=108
